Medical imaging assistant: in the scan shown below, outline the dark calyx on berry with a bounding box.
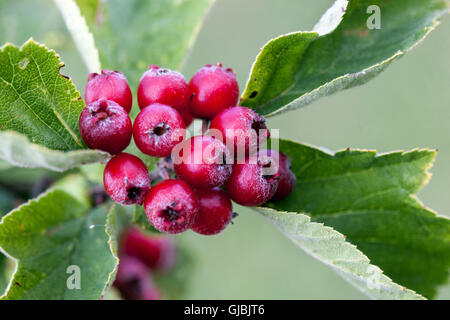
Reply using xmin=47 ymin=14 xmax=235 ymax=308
xmin=144 ymin=179 xmax=198 ymax=234
xmin=210 ymin=106 xmax=270 ymax=158
xmin=226 ymin=153 xmax=279 ymax=206
xmin=127 ymin=187 xmax=143 ymax=202
xmin=162 ymin=202 xmax=181 ymax=221
xmin=133 ymin=103 xmax=186 ymax=157
xmin=151 ymin=122 xmax=170 ymax=136
xmin=103 ymin=153 xmax=151 ymax=205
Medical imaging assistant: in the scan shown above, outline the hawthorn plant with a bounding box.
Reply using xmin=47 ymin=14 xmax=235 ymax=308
xmin=0 ymin=0 xmax=449 ymax=300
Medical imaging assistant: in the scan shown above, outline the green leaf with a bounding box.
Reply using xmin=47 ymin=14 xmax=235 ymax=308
xmin=71 ymin=0 xmax=215 ymax=89
xmin=0 ymin=254 xmax=7 ymax=294
xmin=262 ymin=139 xmax=450 ymax=299
xmin=50 ymin=173 xmax=89 ymax=205
xmin=0 ymin=39 xmax=85 ymax=150
xmin=241 ymin=0 xmax=450 ymax=116
xmin=0 ymin=160 xmax=11 ymax=171
xmin=132 ymin=205 xmax=160 ymax=233
xmin=0 ymin=131 xmax=109 ymax=172
xmin=0 ymin=185 xmax=17 ymax=216
xmin=0 ymin=190 xmax=117 ymax=299
xmin=53 ymin=0 xmax=101 ymax=73
xmin=102 ymin=204 xmax=131 ymax=297
xmin=256 ymin=208 xmax=423 ymax=300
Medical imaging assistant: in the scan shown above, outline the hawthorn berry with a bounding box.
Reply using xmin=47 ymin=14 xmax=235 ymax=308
xmin=225 ymin=153 xmax=279 ymax=206
xmin=265 ymin=150 xmax=296 ymax=201
xmin=173 ymin=135 xmax=232 ymax=189
xmin=114 ymin=256 xmax=160 ymax=300
xmin=210 ymin=106 xmax=270 ymax=157
xmin=191 ymin=188 xmax=234 ymax=236
xmin=121 ymin=226 xmax=176 ymax=271
xmin=188 ymin=63 xmax=239 ymax=119
xmin=79 ymin=98 xmax=132 ymax=155
xmin=138 ymin=65 xmax=190 ymax=115
xmin=180 ymin=108 xmax=194 ymax=127
xmin=85 ymin=70 xmax=133 ymax=113
xmin=103 ymin=153 xmax=151 ymax=205
xmin=133 ymin=103 xmax=186 ymax=157
xmin=144 ymin=179 xmax=198 ymax=234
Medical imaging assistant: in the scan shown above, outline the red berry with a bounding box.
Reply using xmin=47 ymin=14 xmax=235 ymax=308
xmin=191 ymin=189 xmax=233 ymax=236
xmin=137 ymin=65 xmax=190 ymax=115
xmin=133 ymin=103 xmax=186 ymax=157
xmin=210 ymin=106 xmax=269 ymax=158
xmin=85 ymin=70 xmax=133 ymax=113
xmin=121 ymin=226 xmax=176 ymax=271
xmin=79 ymin=99 xmax=132 ymax=155
xmin=113 ymin=256 xmax=160 ymax=300
xmin=225 ymin=153 xmax=279 ymax=206
xmin=180 ymin=108 xmax=194 ymax=127
xmin=264 ymin=150 xmax=296 ymax=201
xmin=144 ymin=179 xmax=198 ymax=234
xmin=173 ymin=136 xmax=232 ymax=189
xmin=103 ymin=153 xmax=151 ymax=205
xmin=188 ymin=63 xmax=239 ymax=119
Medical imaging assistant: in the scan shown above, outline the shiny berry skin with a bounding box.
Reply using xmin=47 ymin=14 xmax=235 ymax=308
xmin=113 ymin=256 xmax=160 ymax=300
xmin=85 ymin=70 xmax=133 ymax=113
xmin=79 ymin=98 xmax=132 ymax=155
xmin=191 ymin=189 xmax=233 ymax=236
xmin=133 ymin=103 xmax=186 ymax=157
xmin=121 ymin=226 xmax=176 ymax=271
xmin=225 ymin=153 xmax=279 ymax=206
xmin=173 ymin=136 xmax=232 ymax=189
xmin=265 ymin=150 xmax=296 ymax=201
xmin=188 ymin=63 xmax=239 ymax=119
xmin=103 ymin=153 xmax=151 ymax=205
xmin=210 ymin=106 xmax=269 ymax=157
xmin=137 ymin=65 xmax=190 ymax=115
xmin=144 ymin=179 xmax=198 ymax=234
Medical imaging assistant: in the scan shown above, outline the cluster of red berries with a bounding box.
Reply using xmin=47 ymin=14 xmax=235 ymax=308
xmin=114 ymin=226 xmax=175 ymax=300
xmin=79 ymin=63 xmax=296 ymax=235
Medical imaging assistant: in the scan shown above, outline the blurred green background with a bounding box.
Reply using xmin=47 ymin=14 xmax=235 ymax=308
xmin=0 ymin=0 xmax=449 ymax=299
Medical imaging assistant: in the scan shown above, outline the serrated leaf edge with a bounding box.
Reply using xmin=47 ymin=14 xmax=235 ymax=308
xmin=256 ymin=140 xmax=450 ymax=299
xmin=243 ymin=4 xmax=449 ymax=117
xmin=101 ymin=205 xmax=120 ymax=298
xmin=0 ymin=189 xmax=73 ymax=299
xmin=0 ymin=39 xmax=85 ymax=148
xmin=255 ymin=207 xmax=425 ymax=300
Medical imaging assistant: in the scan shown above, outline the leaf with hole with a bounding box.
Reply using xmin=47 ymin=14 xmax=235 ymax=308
xmin=240 ymin=0 xmax=450 ymax=116
xmin=0 ymin=39 xmax=85 ymax=150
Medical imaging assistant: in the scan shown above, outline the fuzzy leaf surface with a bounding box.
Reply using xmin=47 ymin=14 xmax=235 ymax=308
xmin=261 ymin=139 xmax=450 ymax=299
xmin=241 ymin=0 xmax=449 ymax=116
